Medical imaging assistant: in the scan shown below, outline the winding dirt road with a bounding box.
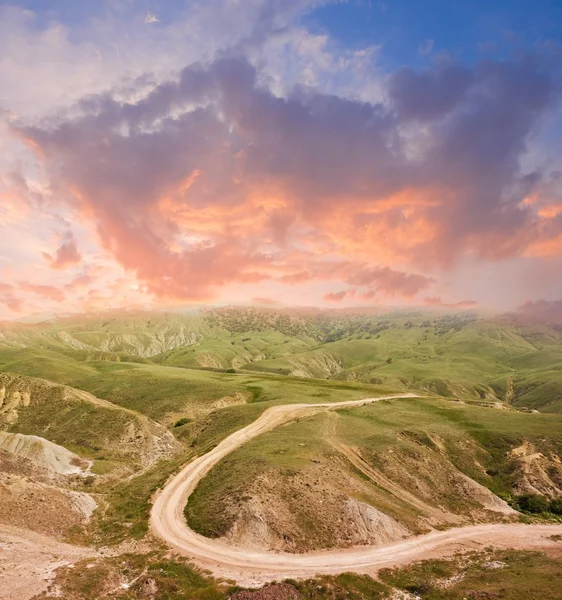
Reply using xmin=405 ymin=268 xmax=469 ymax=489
xmin=150 ymin=394 xmax=562 ymax=586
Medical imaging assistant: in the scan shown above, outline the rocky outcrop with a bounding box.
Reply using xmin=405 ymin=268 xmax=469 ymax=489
xmin=0 ymin=432 xmax=90 ymax=476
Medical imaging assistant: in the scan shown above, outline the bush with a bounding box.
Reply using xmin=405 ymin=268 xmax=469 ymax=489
xmin=226 ymin=368 xmax=236 ymax=373
xmin=516 ymin=494 xmax=549 ymax=513
xmin=174 ymin=417 xmax=192 ymax=428
xmin=550 ymin=498 xmax=562 ymax=515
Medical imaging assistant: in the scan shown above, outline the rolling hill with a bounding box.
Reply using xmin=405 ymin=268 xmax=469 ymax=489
xmin=1 ymin=307 xmax=562 ymax=599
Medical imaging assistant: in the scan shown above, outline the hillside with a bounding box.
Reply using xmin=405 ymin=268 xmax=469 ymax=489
xmin=1 ymin=308 xmax=562 ymax=598
xmin=2 ymin=308 xmax=562 ymax=412
xmin=0 ymin=372 xmax=182 ymax=474
xmin=185 ymin=396 xmax=562 ymax=553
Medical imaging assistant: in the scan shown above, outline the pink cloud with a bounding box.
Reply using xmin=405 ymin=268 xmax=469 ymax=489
xmin=424 ymin=296 xmax=478 ymax=309
xmin=514 ymin=299 xmax=562 ymax=324
xmin=3 ymin=51 xmax=562 ymax=315
xmin=43 ymin=231 xmax=82 ymax=269
xmin=251 ymin=297 xmax=280 ymax=306
xmin=347 ymin=267 xmax=434 ymax=297
xmin=19 ymin=282 xmax=65 ymax=302
xmin=324 ymin=290 xmax=348 ymax=302
xmin=0 ymin=283 xmax=23 ymax=312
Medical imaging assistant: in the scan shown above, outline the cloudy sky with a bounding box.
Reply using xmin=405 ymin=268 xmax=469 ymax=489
xmin=1 ymin=0 xmax=562 ymax=319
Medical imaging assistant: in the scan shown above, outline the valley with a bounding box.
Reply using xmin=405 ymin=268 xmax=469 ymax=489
xmin=1 ymin=307 xmax=562 ymax=599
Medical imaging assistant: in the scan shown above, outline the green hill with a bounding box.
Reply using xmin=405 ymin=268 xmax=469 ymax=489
xmin=2 ymin=308 xmax=561 ymax=412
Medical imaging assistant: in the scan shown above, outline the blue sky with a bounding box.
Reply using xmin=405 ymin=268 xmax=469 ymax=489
xmin=16 ymin=0 xmax=562 ymax=69
xmin=307 ymin=0 xmax=562 ymax=66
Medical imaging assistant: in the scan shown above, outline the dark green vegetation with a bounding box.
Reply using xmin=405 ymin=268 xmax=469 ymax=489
xmin=515 ymin=493 xmax=562 ymax=515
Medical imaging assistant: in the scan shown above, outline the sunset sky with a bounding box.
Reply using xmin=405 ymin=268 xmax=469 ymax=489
xmin=1 ymin=0 xmax=562 ymax=319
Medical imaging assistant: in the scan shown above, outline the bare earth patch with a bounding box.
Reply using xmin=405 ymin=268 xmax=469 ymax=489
xmin=0 ymin=525 xmax=95 ymax=600
xmin=0 ymin=451 xmax=96 ymax=540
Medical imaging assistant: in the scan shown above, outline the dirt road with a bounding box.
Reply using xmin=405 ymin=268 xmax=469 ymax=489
xmin=150 ymin=394 xmax=562 ymax=586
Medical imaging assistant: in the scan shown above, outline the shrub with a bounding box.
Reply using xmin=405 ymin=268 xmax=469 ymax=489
xmin=226 ymin=368 xmax=236 ymax=373
xmin=174 ymin=417 xmax=192 ymax=428
xmin=550 ymin=498 xmax=562 ymax=515
xmin=517 ymin=494 xmax=549 ymax=513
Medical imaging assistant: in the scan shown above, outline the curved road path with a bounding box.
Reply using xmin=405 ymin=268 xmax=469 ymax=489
xmin=150 ymin=394 xmax=562 ymax=586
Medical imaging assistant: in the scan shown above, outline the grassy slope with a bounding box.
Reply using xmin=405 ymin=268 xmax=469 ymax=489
xmin=2 ymin=309 xmax=562 ymax=412
xmin=0 ymin=371 xmax=137 ymax=462
xmin=0 ymin=345 xmax=398 ymax=422
xmin=244 ymin=319 xmax=562 ymax=411
xmin=186 ymin=397 xmax=562 ymax=540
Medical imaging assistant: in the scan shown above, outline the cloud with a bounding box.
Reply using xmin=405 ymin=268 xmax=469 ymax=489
xmin=13 ymin=51 xmax=562 ymax=308
xmin=424 ymin=296 xmax=478 ymax=309
xmin=1 ymin=0 xmax=561 ymax=317
xmin=324 ymin=290 xmax=348 ymax=302
xmin=0 ymin=283 xmax=23 ymax=312
xmin=346 ymin=267 xmax=434 ymax=297
xmin=252 ymin=297 xmax=280 ymax=305
xmin=387 ymin=63 xmax=473 ymax=122
xmin=0 ymin=1 xmax=333 ymax=119
xmin=19 ymin=282 xmax=65 ymax=302
xmin=145 ymin=12 xmax=159 ymax=24
xmin=514 ymin=299 xmax=562 ymax=323
xmin=42 ymin=231 xmax=82 ymax=269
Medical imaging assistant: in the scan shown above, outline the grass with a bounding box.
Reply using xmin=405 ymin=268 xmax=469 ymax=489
xmin=379 ymin=549 xmax=562 ymax=599
xmin=186 ymin=396 xmax=562 ymax=538
xmin=291 ymin=573 xmax=389 ymax=599
xmin=3 ymin=309 xmax=562 ymax=414
xmin=8 ymin=392 xmax=134 ymax=461
xmin=90 ymin=452 xmax=194 ymax=545
xmin=185 ymin=414 xmax=330 ymax=538
xmin=2 ymin=309 xmax=561 ymax=598
xmin=43 ymin=552 xmax=233 ymax=600
xmin=0 ymin=344 xmax=399 ymax=424
xmin=44 ymin=549 xmax=562 ymax=600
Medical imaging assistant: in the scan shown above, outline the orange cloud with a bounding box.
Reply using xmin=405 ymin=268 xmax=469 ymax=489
xmin=7 ymin=54 xmax=562 ymax=315
xmin=324 ymin=290 xmax=348 ymax=302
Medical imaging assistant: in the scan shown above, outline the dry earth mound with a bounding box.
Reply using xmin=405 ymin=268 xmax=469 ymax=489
xmin=222 ymin=462 xmax=413 ymax=552
xmin=0 ymin=525 xmax=95 ymax=600
xmin=0 ymin=431 xmax=90 ymax=475
xmin=509 ymin=441 xmax=562 ymax=497
xmin=0 ymin=451 xmax=96 ymax=539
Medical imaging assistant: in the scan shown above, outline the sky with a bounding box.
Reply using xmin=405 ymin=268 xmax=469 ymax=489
xmin=1 ymin=0 xmax=562 ymax=319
